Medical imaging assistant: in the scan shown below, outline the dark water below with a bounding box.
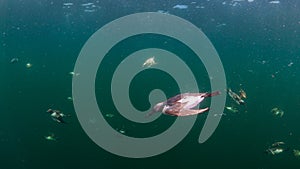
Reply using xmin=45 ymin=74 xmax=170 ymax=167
xmin=1 ymin=0 xmax=300 ymax=168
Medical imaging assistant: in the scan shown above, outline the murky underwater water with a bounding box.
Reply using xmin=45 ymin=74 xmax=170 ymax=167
xmin=1 ymin=0 xmax=300 ymax=168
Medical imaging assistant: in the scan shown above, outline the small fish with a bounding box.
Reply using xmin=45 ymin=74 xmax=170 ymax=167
xmin=10 ymin=58 xmax=19 ymax=64
xmin=81 ymin=3 xmax=94 ymax=6
xmin=265 ymin=141 xmax=289 ymax=155
xmin=293 ymin=149 xmax=300 ymax=157
xmin=173 ymin=4 xmax=188 ymax=9
xmin=69 ymin=71 xmax=80 ymax=76
xmin=225 ymin=106 xmax=238 ymax=113
xmin=227 ymin=89 xmax=245 ymax=105
xmin=142 ymin=57 xmax=157 ymax=68
xmin=84 ymin=9 xmax=96 ymax=13
xmin=239 ymin=89 xmax=247 ymax=99
xmin=45 ymin=134 xmax=57 ymax=141
xmin=214 ymin=113 xmax=226 ymax=117
xmin=26 ymin=63 xmax=32 ymax=68
xmin=116 ymin=128 xmax=126 ymax=134
xmin=157 ymin=10 xmax=169 ymax=14
xmin=272 ymin=141 xmax=285 ymax=147
xmin=269 ymin=1 xmax=280 ymax=4
xmin=105 ymin=113 xmax=114 ymax=118
xmin=119 ymin=129 xmax=125 ymax=134
xmin=266 ymin=147 xmax=285 ymax=155
xmin=63 ymin=3 xmax=73 ymax=6
xmin=288 ymin=62 xmax=293 ymax=67
xmin=271 ymin=107 xmax=284 ymax=117
xmin=46 ymin=109 xmax=69 ymax=124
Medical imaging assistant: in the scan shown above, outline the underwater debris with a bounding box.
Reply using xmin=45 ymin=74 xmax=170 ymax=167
xmin=142 ymin=57 xmax=157 ymax=68
xmin=271 ymin=107 xmax=284 ymax=117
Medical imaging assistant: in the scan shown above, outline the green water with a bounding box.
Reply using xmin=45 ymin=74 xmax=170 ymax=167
xmin=1 ymin=0 xmax=300 ymax=168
